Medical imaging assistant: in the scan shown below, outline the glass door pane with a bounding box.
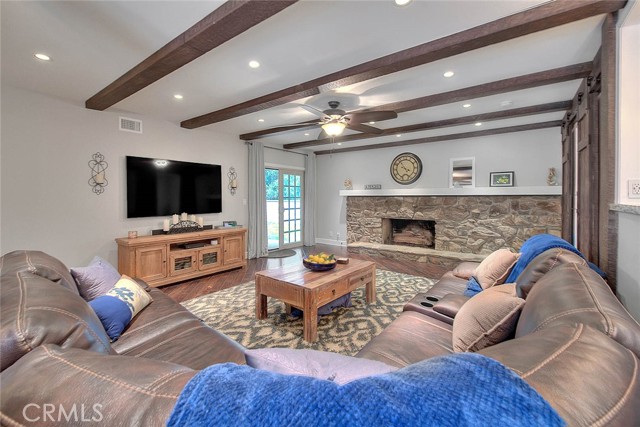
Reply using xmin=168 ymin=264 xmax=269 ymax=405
xmin=265 ymin=168 xmax=280 ymax=250
xmin=281 ymin=171 xmax=303 ymax=248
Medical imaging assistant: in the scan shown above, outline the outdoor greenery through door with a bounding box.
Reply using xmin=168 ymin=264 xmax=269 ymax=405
xmin=266 ymin=168 xmax=303 ymax=250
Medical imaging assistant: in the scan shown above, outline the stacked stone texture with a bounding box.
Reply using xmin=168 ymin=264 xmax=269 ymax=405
xmin=346 ymin=196 xmax=561 ymax=255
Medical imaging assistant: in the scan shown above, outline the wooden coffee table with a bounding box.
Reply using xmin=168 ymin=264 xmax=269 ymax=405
xmin=255 ymin=259 xmax=376 ymax=342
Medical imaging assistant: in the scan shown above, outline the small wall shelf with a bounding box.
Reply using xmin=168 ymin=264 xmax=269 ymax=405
xmin=339 ymin=186 xmax=562 ymax=197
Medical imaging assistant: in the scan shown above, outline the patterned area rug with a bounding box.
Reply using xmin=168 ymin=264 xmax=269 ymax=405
xmin=181 ymin=269 xmax=435 ymax=356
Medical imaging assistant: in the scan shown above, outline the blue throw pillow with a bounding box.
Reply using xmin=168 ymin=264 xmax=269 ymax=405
xmin=89 ymin=295 xmax=132 ymax=341
xmin=89 ymin=275 xmax=152 ymax=341
xmin=464 ymin=276 xmax=483 ymax=297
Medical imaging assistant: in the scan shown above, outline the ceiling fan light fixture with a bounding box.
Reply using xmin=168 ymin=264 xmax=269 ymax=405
xmin=395 ymin=0 xmax=412 ymax=6
xmin=322 ymin=121 xmax=346 ymax=136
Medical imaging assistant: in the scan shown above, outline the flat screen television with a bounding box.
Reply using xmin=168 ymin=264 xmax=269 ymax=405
xmin=126 ymin=156 xmax=222 ymax=218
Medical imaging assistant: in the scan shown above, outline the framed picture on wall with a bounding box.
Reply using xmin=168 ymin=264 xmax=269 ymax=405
xmin=490 ymin=171 xmax=514 ymax=187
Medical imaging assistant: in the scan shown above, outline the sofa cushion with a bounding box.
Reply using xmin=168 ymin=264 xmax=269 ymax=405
xmin=451 ymin=261 xmax=480 ymax=280
xmin=89 ymin=275 xmax=153 ymax=341
xmin=473 ymin=249 xmax=520 ymax=289
xmin=1 ymin=250 xmax=79 ymax=294
xmin=356 ymin=311 xmax=453 ymax=367
xmin=1 ymin=253 xmax=114 ymax=372
xmin=515 ymin=248 xmax=586 ymax=298
xmin=0 ymin=345 xmax=196 ymax=426
xmin=245 ymin=348 xmax=398 ymax=385
xmin=515 ymin=262 xmax=640 ymax=357
xmin=71 ymin=255 xmax=121 ymax=301
xmin=453 ymin=284 xmax=525 ymax=352
xmin=112 ymin=289 xmax=246 ymax=369
xmin=481 ymin=324 xmax=640 ymax=426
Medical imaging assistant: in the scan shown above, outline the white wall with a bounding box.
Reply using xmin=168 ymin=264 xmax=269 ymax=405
xmin=616 ymin=2 xmax=640 ymax=321
xmin=316 ymin=128 xmax=561 ymax=244
xmin=1 ymin=85 xmax=248 ymax=268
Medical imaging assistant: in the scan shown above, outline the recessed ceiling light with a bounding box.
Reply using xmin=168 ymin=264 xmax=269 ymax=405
xmin=463 ymin=103 xmax=472 ymax=108
xmin=443 ymin=71 xmax=455 ymax=78
xmin=395 ymin=0 xmax=412 ymax=6
xmin=257 ymin=118 xmax=265 ymax=123
xmin=304 ymin=133 xmax=310 ymax=136
xmin=475 ymin=122 xmax=482 ymax=126
xmin=248 ymin=60 xmax=260 ymax=69
xmin=500 ymin=100 xmax=513 ymax=107
xmin=337 ymin=143 xmax=342 ymax=146
xmin=369 ymin=121 xmax=376 ymax=125
xmin=396 ymin=134 xmax=402 ymax=137
xmin=173 ymin=94 xmax=184 ymax=100
xmin=34 ymin=53 xmax=50 ymax=61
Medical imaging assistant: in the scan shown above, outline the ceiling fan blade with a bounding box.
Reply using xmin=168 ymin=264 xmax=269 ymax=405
xmin=347 ymin=122 xmax=384 ymax=134
xmin=317 ymin=129 xmax=329 ymax=140
xmin=346 ymin=111 xmax=398 ymax=124
xmin=300 ymin=104 xmax=329 ymax=119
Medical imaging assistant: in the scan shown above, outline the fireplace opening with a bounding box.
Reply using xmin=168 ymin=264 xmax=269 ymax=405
xmin=382 ymin=219 xmax=436 ymax=248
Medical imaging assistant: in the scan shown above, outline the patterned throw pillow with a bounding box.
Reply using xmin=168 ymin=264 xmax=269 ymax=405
xmin=71 ymin=256 xmax=121 ymax=301
xmin=473 ymin=249 xmax=520 ymax=289
xmin=453 ymin=284 xmax=525 ymax=352
xmin=89 ymin=275 xmax=152 ymax=341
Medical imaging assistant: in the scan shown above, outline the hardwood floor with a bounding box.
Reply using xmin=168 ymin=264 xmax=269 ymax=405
xmin=161 ymin=244 xmax=448 ymax=303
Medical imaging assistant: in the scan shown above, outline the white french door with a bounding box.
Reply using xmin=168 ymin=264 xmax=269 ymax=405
xmin=265 ymin=168 xmax=304 ymax=250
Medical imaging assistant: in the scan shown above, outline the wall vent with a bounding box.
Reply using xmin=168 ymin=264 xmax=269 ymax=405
xmin=119 ymin=117 xmax=142 ymax=133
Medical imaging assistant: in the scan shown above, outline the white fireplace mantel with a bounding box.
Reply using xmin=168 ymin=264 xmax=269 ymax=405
xmin=339 ymin=186 xmax=562 ymax=197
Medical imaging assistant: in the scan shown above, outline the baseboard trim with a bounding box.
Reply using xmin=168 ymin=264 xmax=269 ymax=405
xmin=315 ymin=238 xmax=347 ymax=247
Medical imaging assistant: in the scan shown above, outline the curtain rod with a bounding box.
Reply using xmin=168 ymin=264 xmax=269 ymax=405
xmin=247 ymin=141 xmax=309 ymax=157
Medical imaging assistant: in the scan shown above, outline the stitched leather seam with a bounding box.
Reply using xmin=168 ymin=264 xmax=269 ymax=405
xmin=573 ymin=264 xmax=615 ymax=336
xmin=592 ymin=349 xmax=638 ymax=427
xmin=15 ymin=273 xmax=32 ymax=354
xmin=0 ymin=413 xmax=26 ymax=427
xmin=41 ymin=346 xmax=180 ymax=399
xmin=129 ymin=325 xmax=204 ymax=357
xmin=532 ymin=308 xmax=599 ymax=333
xmin=522 ymin=324 xmax=583 ymax=379
xmin=31 ymin=307 xmax=111 ymax=353
xmin=409 ymin=315 xmax=452 ymax=333
xmin=148 ymin=369 xmax=193 ymax=390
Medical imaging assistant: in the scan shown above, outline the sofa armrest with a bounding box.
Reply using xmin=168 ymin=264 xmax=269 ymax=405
xmin=0 ymin=344 xmax=196 ymax=426
xmin=451 ymin=262 xmax=480 ymax=280
xmin=432 ymin=294 xmax=470 ymax=318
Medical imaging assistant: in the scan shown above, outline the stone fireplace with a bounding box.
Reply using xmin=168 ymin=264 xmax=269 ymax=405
xmin=382 ymin=219 xmax=436 ymax=248
xmin=346 ymin=195 xmax=561 ymax=256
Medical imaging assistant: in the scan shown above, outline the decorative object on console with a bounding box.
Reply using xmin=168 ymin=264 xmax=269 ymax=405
xmin=88 ymin=152 xmax=108 ymax=195
xmin=228 ymin=167 xmax=238 ymax=195
xmin=490 ymin=171 xmax=514 ymax=187
xmin=128 ymin=231 xmax=138 ymax=239
xmin=222 ymin=220 xmax=237 ymax=227
xmin=343 ymin=178 xmax=353 ymax=190
xmin=547 ymin=167 xmax=558 ymax=186
xmin=169 ymin=219 xmax=202 ymax=234
xmin=390 ymin=152 xmax=422 ymax=185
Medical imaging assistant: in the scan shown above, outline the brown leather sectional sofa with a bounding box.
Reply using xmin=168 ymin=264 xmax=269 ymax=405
xmin=1 ymin=248 xmax=639 ymax=426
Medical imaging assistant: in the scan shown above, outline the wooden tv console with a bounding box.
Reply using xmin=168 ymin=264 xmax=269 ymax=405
xmin=116 ymin=227 xmax=247 ymax=288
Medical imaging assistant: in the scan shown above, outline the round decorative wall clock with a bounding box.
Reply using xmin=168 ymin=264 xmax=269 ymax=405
xmin=390 ymin=152 xmax=422 ymax=185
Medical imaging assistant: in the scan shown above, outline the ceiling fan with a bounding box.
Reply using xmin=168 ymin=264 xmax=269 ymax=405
xmin=299 ymin=101 xmax=398 ymax=139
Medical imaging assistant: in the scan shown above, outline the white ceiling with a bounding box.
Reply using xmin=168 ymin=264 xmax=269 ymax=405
xmin=1 ymin=0 xmax=605 ymax=151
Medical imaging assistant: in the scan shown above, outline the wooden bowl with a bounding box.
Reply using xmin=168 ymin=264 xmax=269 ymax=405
xmin=303 ymin=259 xmax=337 ymax=271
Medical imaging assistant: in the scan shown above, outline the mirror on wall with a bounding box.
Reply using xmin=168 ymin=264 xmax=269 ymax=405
xmin=450 ymin=157 xmax=475 ymax=188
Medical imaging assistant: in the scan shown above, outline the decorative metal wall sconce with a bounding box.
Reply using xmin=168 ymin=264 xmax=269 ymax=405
xmin=228 ymin=167 xmax=238 ymax=195
xmin=89 ymin=152 xmax=108 ymax=195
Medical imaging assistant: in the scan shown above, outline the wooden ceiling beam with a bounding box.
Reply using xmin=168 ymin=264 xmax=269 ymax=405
xmin=314 ymin=121 xmax=562 ymax=155
xmin=284 ymin=100 xmax=571 ymax=149
xmin=182 ymin=0 xmax=625 ymax=129
xmin=85 ymin=1 xmax=298 ymax=111
xmin=246 ymin=62 xmax=589 ymax=142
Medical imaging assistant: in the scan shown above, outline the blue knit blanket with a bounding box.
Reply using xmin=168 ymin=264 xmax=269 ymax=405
xmin=167 ymin=353 xmax=564 ymax=427
xmin=505 ymin=234 xmax=583 ymax=284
